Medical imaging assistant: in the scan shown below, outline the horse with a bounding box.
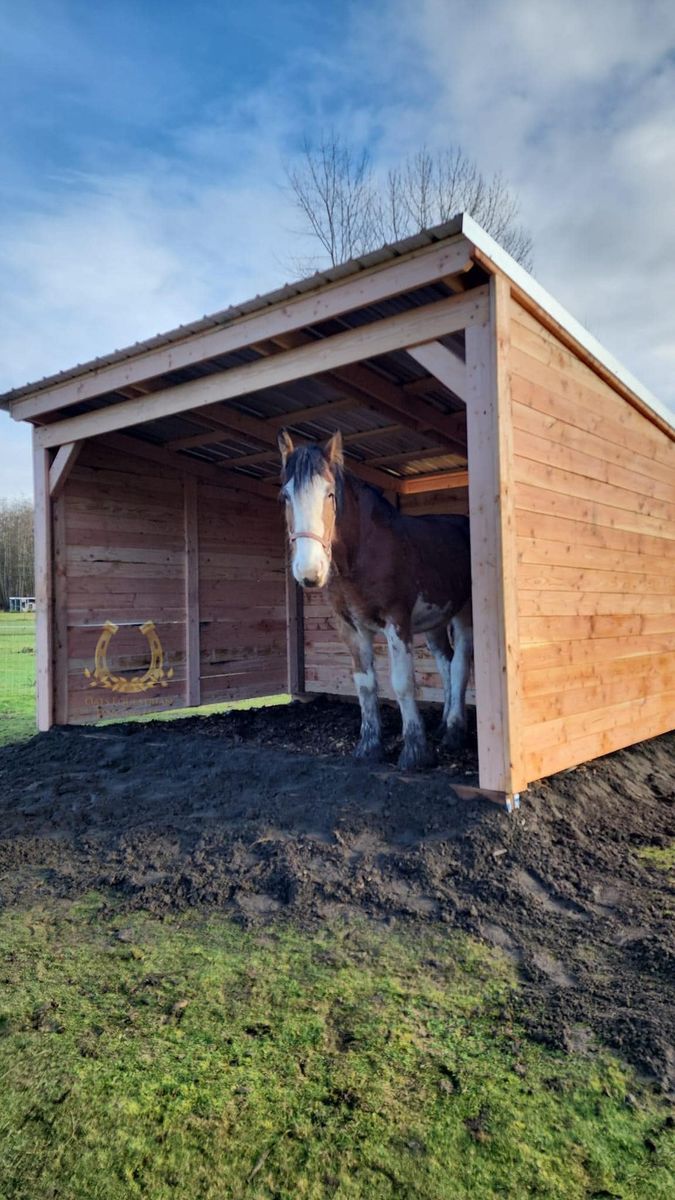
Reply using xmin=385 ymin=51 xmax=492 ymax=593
xmin=278 ymin=428 xmax=474 ymax=770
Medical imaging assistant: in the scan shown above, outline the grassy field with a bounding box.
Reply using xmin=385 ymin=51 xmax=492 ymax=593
xmin=1 ymin=611 xmax=673 ymax=1197
xmin=0 ymin=899 xmax=673 ymax=1200
xmin=0 ymin=612 xmax=36 ymax=745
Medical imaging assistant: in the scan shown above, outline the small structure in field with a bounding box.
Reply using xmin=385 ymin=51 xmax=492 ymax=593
xmin=8 ymin=597 xmax=36 ymax=613
xmin=1 ymin=214 xmax=673 ymax=806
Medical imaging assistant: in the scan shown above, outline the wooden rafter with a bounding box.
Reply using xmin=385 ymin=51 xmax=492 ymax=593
xmin=100 ymin=432 xmax=279 ymax=501
xmin=365 ymin=445 xmax=461 ymax=469
xmin=397 ymin=469 xmax=469 ymax=495
xmin=35 ymin=286 xmax=488 ymax=450
xmin=12 ymin=237 xmax=473 ymax=423
xmin=268 ymin=329 xmax=468 ymax=452
xmin=220 ymin=423 xmax=404 ymax=471
xmin=160 ymin=401 xmax=402 ymax=493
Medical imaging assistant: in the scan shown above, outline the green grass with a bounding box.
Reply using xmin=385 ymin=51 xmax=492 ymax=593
xmin=0 ymin=612 xmax=36 ymax=746
xmin=0 ymin=898 xmax=672 ymax=1200
xmin=0 ymin=612 xmax=288 ymax=744
xmin=636 ymin=843 xmax=675 ymax=873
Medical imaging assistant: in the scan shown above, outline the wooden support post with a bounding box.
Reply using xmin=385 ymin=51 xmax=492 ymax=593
xmin=32 ymin=431 xmax=54 ymax=731
xmin=285 ymin=558 xmax=305 ymax=697
xmin=52 ymin=492 xmax=69 ymax=725
xmin=183 ymin=475 xmax=201 ymax=707
xmin=465 ymin=274 xmax=523 ymax=794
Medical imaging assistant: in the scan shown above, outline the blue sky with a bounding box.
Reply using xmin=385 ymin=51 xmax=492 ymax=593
xmin=2 ymin=0 xmax=675 ymax=496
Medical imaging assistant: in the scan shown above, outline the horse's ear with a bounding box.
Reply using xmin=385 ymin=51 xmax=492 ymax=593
xmin=277 ymin=429 xmax=294 ymax=465
xmin=324 ymin=430 xmax=343 ymax=468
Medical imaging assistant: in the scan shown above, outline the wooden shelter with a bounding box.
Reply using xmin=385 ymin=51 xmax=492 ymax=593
xmin=3 ymin=214 xmax=674 ymax=805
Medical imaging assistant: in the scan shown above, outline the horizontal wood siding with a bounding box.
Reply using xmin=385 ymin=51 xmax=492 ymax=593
xmin=197 ymin=483 xmax=287 ymax=702
xmin=60 ymin=440 xmax=286 ymax=722
xmin=510 ymin=299 xmax=675 ymax=782
xmin=303 ymin=488 xmax=473 ymax=706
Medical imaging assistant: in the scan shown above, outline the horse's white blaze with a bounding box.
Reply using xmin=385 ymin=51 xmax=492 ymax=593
xmin=285 ymin=476 xmax=331 ymax=587
xmin=411 ymin=594 xmax=453 ymax=634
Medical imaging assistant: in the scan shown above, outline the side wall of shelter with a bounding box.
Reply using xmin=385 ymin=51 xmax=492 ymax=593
xmin=508 ymin=297 xmax=675 ymax=783
xmin=302 ymin=485 xmax=472 ymax=704
xmin=55 ymin=439 xmax=287 ymax=723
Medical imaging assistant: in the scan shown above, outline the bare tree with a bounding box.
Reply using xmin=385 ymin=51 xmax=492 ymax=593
xmin=0 ymin=499 xmax=34 ymax=608
xmin=287 ymin=135 xmax=533 ymax=271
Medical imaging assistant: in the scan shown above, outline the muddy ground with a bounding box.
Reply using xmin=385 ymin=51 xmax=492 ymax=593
xmin=0 ymin=697 xmax=673 ymax=1092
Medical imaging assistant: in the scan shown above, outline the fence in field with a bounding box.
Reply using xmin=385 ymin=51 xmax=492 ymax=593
xmin=0 ymin=612 xmax=36 ymax=740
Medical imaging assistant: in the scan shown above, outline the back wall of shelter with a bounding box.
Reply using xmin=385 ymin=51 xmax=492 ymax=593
xmin=54 ymin=439 xmax=287 ymax=723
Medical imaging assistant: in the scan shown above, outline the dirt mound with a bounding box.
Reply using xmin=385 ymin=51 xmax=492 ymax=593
xmin=0 ymin=697 xmax=673 ymax=1091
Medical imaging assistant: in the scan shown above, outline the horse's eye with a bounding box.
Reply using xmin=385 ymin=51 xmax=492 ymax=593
xmin=328 ymin=491 xmax=336 ymax=504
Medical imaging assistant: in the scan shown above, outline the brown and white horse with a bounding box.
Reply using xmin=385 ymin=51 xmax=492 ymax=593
xmin=278 ymin=429 xmax=473 ymax=769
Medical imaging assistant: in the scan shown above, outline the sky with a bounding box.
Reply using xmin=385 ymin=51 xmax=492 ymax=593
xmin=1 ymin=0 xmax=674 ymax=498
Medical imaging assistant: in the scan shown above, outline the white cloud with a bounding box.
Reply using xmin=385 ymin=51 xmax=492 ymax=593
xmin=2 ymin=0 xmax=674 ymax=499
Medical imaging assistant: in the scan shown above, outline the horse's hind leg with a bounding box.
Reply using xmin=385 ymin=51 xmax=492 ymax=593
xmin=385 ymin=622 xmax=433 ymax=770
xmin=425 ymin=627 xmax=454 ymax=739
xmin=445 ymin=600 xmax=474 ymax=752
xmin=335 ymin=614 xmax=383 ymax=761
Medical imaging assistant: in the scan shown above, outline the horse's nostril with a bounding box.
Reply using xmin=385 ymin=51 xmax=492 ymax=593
xmin=303 ymin=577 xmax=318 ymax=589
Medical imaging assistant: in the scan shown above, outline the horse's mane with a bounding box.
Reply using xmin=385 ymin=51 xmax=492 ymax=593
xmin=282 ymin=443 xmax=401 ymax=520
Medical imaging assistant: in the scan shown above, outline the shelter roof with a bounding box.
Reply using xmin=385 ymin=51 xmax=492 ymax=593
xmin=2 ymin=213 xmax=673 ymax=439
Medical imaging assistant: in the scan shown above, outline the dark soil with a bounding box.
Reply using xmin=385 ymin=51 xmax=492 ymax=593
xmin=1 ymin=696 xmax=673 ymax=1092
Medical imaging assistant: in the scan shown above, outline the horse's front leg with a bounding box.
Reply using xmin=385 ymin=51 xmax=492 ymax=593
xmin=385 ymin=622 xmax=434 ymax=770
xmin=446 ymin=601 xmax=474 ymax=751
xmin=335 ymin=614 xmax=383 ymax=761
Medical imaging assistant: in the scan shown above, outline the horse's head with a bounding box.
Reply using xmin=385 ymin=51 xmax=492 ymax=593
xmin=278 ymin=429 xmax=343 ymax=589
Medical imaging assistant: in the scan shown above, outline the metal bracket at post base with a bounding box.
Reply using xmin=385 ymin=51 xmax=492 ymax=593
xmin=451 ymin=784 xmax=522 ymax=813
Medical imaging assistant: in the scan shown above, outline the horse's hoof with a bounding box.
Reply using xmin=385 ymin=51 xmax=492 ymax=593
xmin=353 ymin=739 xmax=384 ymax=763
xmin=397 ymin=741 xmax=435 ymax=771
xmin=441 ymin=724 xmax=467 ymax=754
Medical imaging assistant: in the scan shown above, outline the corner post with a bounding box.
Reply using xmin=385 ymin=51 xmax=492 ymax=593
xmin=32 ymin=429 xmax=54 ymax=731
xmin=465 ymin=273 xmax=523 ymax=794
xmin=183 ymin=474 xmax=201 ymax=707
xmin=285 ymin=557 xmax=305 ymax=697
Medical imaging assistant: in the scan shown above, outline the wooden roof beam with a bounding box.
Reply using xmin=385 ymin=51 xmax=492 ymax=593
xmin=397 ymin=469 xmax=469 ymax=495
xmin=156 ymin=392 xmax=403 ymax=493
xmin=12 ymin=236 xmax=473 ymax=423
xmin=268 ymin=329 xmax=468 ymax=451
xmin=220 ymin=423 xmax=404 ymax=471
xmin=407 ymin=341 xmax=468 ymax=400
xmin=35 ymin=286 xmax=488 ymax=450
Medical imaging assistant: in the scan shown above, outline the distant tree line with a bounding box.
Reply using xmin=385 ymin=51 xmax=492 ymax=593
xmin=0 ymin=499 xmax=34 ymax=608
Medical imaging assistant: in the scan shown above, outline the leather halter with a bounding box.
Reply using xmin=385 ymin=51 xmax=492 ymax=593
xmin=289 ymin=531 xmax=332 ymax=557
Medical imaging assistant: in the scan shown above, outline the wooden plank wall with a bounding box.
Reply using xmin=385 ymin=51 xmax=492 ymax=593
xmin=303 ymin=486 xmax=472 ymax=705
xmin=510 ymin=298 xmax=675 ymax=783
xmin=59 ymin=440 xmax=286 ymax=723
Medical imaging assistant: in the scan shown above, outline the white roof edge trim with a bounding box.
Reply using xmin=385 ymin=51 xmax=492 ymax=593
xmin=461 ymin=213 xmax=675 ymax=436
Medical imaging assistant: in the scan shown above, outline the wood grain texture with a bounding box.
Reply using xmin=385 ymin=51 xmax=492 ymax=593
xmin=33 ymin=434 xmax=53 ymax=730
xmin=465 ymin=274 xmax=523 ymax=793
xmin=510 ymin=296 xmax=675 ymax=782
xmin=60 ymin=440 xmax=286 ymax=722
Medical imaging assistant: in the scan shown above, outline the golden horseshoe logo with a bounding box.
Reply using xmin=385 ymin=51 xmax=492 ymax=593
xmin=83 ymin=620 xmax=174 ymax=693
